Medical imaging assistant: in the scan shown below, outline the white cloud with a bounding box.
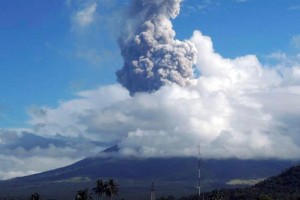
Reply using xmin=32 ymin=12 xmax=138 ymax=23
xmin=235 ymin=0 xmax=248 ymax=3
xmin=182 ymin=0 xmax=248 ymax=14
xmin=0 ymin=154 xmax=78 ymax=180
xmin=291 ymin=35 xmax=300 ymax=49
xmin=190 ymin=31 xmax=300 ymax=159
xmin=24 ymin=32 xmax=300 ymax=160
xmin=288 ymin=5 xmax=300 ymax=11
xmin=2 ymin=29 xmax=300 ymax=178
xmin=67 ymin=0 xmax=124 ymax=68
xmin=0 ymin=129 xmax=106 ymax=179
xmin=74 ymin=3 xmax=97 ymax=27
xmin=28 ymin=85 xmax=129 ymax=140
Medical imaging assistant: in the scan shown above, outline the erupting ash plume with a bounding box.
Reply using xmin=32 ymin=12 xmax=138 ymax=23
xmin=116 ymin=0 xmax=197 ymax=95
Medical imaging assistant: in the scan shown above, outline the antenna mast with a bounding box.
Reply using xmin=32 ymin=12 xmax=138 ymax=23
xmin=197 ymin=144 xmax=201 ymax=199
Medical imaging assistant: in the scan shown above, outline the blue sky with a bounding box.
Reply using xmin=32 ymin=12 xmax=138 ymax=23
xmin=0 ymin=0 xmax=119 ymax=127
xmin=177 ymin=0 xmax=300 ymax=56
xmin=0 ymin=0 xmax=299 ymax=128
xmin=1 ymin=0 xmax=300 ymax=179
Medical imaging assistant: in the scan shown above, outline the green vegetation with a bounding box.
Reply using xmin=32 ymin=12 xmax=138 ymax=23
xmin=93 ymin=179 xmax=106 ymax=198
xmin=28 ymin=193 xmax=40 ymax=200
xmin=157 ymin=196 xmax=176 ymax=200
xmin=180 ymin=165 xmax=300 ymax=200
xmin=93 ymin=179 xmax=119 ymax=200
xmin=3 ymin=164 xmax=300 ymax=199
xmin=75 ymin=188 xmax=92 ymax=200
xmin=23 ymin=179 xmax=119 ymax=200
xmin=0 ymin=158 xmax=294 ymax=199
xmin=74 ymin=179 xmax=119 ymax=200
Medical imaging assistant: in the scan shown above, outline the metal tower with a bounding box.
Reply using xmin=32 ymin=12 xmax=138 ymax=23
xmin=197 ymin=144 xmax=202 ymax=199
xmin=150 ymin=181 xmax=156 ymax=200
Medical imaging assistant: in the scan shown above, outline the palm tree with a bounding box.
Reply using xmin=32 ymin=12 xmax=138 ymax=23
xmin=28 ymin=192 xmax=40 ymax=200
xmin=106 ymin=179 xmax=118 ymax=200
xmin=75 ymin=188 xmax=92 ymax=200
xmin=93 ymin=179 xmax=105 ymax=199
xmin=93 ymin=179 xmax=119 ymax=200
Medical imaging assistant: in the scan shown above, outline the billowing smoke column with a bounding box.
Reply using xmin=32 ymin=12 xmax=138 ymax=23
xmin=116 ymin=0 xmax=197 ymax=95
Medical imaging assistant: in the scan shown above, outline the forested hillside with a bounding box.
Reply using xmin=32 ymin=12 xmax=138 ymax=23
xmin=181 ymin=165 xmax=300 ymax=200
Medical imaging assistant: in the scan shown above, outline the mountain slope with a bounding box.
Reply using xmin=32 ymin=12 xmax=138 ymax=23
xmin=0 ymin=155 xmax=298 ymax=200
xmin=5 ymin=157 xmax=296 ymax=184
xmin=191 ymin=164 xmax=300 ymax=200
xmin=254 ymin=165 xmax=300 ymax=195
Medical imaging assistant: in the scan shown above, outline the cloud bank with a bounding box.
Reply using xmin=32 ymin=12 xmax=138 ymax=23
xmin=0 ymin=129 xmax=104 ymax=179
xmin=26 ymin=30 xmax=300 ymax=161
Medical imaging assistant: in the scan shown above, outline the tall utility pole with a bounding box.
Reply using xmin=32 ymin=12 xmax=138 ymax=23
xmin=150 ymin=181 xmax=156 ymax=200
xmin=197 ymin=144 xmax=201 ymax=199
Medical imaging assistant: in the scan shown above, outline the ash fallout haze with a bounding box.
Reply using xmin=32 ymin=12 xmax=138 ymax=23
xmin=0 ymin=0 xmax=300 ymax=180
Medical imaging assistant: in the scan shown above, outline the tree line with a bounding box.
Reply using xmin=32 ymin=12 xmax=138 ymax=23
xmin=26 ymin=179 xmax=119 ymax=200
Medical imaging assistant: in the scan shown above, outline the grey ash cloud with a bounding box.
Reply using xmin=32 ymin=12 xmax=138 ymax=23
xmin=116 ymin=0 xmax=197 ymax=95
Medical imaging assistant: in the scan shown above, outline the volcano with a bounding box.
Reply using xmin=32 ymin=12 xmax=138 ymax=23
xmin=0 ymin=148 xmax=297 ymax=200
